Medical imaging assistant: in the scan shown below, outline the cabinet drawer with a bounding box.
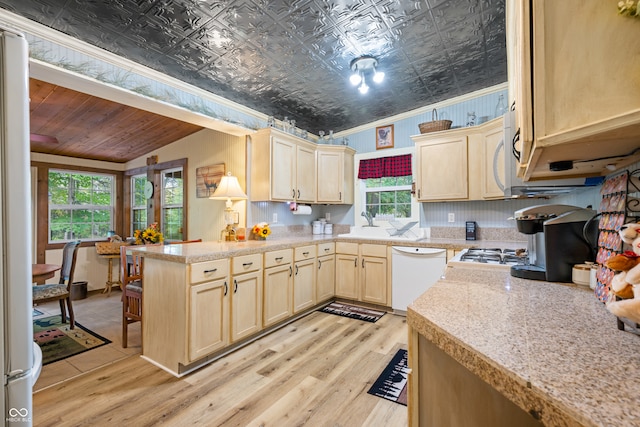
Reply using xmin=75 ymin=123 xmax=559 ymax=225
xmin=190 ymin=259 xmax=229 ymax=284
xmin=232 ymin=253 xmax=263 ymax=274
xmin=264 ymin=249 xmax=293 ymax=268
xmin=295 ymin=245 xmax=316 ymax=261
xmin=360 ymin=244 xmax=387 ymax=258
xmin=336 ymin=242 xmax=358 ymax=255
xmin=317 ymin=242 xmax=335 ymax=255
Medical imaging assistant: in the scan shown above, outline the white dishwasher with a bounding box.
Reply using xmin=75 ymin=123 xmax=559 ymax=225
xmin=392 ymin=246 xmax=446 ymax=313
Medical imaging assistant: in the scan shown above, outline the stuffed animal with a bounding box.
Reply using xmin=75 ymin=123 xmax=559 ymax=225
xmin=606 ymin=222 xmax=640 ymax=324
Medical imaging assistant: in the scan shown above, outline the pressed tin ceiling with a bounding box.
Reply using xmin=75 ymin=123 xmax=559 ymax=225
xmin=0 ymin=0 xmax=507 ymax=135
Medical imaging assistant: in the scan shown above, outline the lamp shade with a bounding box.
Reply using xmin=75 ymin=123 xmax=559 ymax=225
xmin=210 ymin=172 xmax=247 ymax=200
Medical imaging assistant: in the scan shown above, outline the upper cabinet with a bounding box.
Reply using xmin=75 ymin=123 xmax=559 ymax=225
xmin=507 ymin=0 xmax=640 ymax=180
xmin=251 ymin=128 xmax=316 ymax=203
xmin=250 ymin=128 xmax=354 ymax=204
xmin=413 ymin=117 xmax=504 ymax=202
xmin=316 ymin=145 xmax=355 ymax=204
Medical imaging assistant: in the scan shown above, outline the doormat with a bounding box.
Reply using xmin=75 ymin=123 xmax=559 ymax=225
xmin=320 ymin=302 xmax=385 ymax=323
xmin=33 ymin=315 xmax=111 ymax=365
xmin=367 ymin=349 xmax=409 ymax=406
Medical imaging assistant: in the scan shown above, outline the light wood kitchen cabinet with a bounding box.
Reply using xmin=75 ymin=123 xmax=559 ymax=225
xmin=263 ymin=249 xmax=293 ymax=327
xmin=230 ymin=254 xmax=263 ymax=342
xmin=250 ymin=128 xmax=316 ymax=203
xmin=414 ymin=132 xmax=468 ymax=201
xmin=293 ymin=245 xmax=316 ymax=313
xmin=507 ymin=0 xmax=640 ymax=180
xmin=316 ymin=242 xmax=335 ymax=302
xmin=335 ymin=242 xmax=389 ymax=306
xmin=188 ymin=259 xmax=230 ymax=362
xmin=316 ymin=145 xmax=355 ymax=204
xmin=414 ymin=117 xmax=505 ymax=202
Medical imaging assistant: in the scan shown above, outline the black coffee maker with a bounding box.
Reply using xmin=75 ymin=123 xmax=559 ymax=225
xmin=511 ymin=204 xmax=598 ymax=282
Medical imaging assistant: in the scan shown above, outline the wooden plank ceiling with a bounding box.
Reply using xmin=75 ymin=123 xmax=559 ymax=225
xmin=29 ymin=78 xmax=204 ymax=163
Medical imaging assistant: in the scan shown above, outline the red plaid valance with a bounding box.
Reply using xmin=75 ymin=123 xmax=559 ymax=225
xmin=357 ymin=154 xmax=412 ymax=179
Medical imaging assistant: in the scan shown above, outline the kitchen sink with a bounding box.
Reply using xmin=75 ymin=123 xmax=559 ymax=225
xmin=338 ymin=225 xmax=427 ymax=241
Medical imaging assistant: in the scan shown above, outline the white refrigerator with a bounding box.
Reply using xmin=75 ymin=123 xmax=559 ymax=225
xmin=0 ymin=27 xmax=41 ymax=425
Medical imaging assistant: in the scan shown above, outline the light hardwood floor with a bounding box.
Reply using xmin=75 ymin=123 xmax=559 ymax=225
xmin=33 ymin=293 xmax=409 ymax=426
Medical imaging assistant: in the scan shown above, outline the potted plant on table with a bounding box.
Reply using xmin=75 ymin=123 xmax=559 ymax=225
xmin=134 ymin=222 xmax=164 ymax=245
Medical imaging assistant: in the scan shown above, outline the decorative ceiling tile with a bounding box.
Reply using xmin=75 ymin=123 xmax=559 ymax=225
xmin=0 ymin=0 xmax=507 ymax=134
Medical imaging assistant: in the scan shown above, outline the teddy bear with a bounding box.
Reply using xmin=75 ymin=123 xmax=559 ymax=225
xmin=605 ymin=222 xmax=640 ymax=324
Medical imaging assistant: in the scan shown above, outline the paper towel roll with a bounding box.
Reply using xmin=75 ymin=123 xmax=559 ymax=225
xmin=292 ymin=205 xmax=312 ymax=215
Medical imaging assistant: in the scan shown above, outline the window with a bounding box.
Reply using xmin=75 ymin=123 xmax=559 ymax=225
xmin=48 ymin=170 xmax=115 ymax=242
xmin=131 ymin=174 xmax=147 ymax=235
xmin=363 ymin=176 xmax=413 ymax=219
xmin=162 ymin=168 xmax=183 ymax=240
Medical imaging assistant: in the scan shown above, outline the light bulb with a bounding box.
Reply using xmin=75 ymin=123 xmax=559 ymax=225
xmin=358 ymin=81 xmax=369 ymax=94
xmin=350 ymin=71 xmax=361 ymax=86
xmin=372 ymin=68 xmax=384 ymax=83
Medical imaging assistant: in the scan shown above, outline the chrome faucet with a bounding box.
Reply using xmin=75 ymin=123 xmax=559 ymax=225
xmin=361 ymin=211 xmax=375 ymax=227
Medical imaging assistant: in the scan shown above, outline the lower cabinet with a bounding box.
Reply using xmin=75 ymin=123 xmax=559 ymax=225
xmin=316 ymin=242 xmax=335 ymax=302
xmin=189 ymin=278 xmax=229 ymax=361
xmin=335 ymin=242 xmax=390 ymax=305
xmin=263 ymin=249 xmax=293 ymax=327
xmin=293 ymin=245 xmax=316 ymax=313
xmin=230 ymin=254 xmax=263 ymax=342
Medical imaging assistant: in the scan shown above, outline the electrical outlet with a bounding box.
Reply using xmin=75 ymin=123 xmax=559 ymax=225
xmin=272 ymin=213 xmax=278 ymax=223
xmin=448 ymin=213 xmax=455 ymax=223
xmin=325 ymin=212 xmax=331 ymax=221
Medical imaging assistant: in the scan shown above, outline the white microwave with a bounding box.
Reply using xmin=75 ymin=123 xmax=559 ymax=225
xmin=493 ymin=110 xmax=599 ymax=198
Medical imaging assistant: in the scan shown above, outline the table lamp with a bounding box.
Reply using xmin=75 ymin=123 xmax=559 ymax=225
xmin=210 ymin=172 xmax=247 ymax=241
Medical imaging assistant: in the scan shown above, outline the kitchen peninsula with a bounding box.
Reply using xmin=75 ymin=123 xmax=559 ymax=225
xmin=407 ymin=266 xmax=640 ymax=427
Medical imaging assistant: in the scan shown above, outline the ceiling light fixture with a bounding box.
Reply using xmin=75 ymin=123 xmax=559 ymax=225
xmin=350 ymin=55 xmax=384 ymax=94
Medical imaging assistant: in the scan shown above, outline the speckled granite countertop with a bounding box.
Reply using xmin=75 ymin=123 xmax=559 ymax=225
xmin=407 ymin=266 xmax=640 ymax=427
xmin=130 ymin=235 xmax=527 ymax=263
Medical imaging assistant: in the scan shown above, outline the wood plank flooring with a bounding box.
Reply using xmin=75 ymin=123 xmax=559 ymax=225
xmin=33 ymin=302 xmax=408 ymax=426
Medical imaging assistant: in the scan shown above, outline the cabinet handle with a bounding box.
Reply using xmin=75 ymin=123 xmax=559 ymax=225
xmin=223 ymin=281 xmax=228 ymax=296
xmin=318 ymin=259 xmax=322 ymax=269
xmin=203 ymin=268 xmax=217 ymax=273
xmin=234 ymin=279 xmax=238 ymax=293
xmin=275 ymin=256 xmax=283 ymax=261
xmin=362 ymin=258 xmax=365 ymax=268
xmin=418 ymin=189 xmax=421 ymax=198
xmin=354 ymin=257 xmax=357 ymax=267
xmin=289 ymin=266 xmax=292 ymax=277
xmin=303 ymin=251 xmax=309 ymax=256
xmin=242 ymin=262 xmax=253 ymax=267
xmin=339 ymin=191 xmax=341 ymax=201
xmin=297 ymin=189 xmax=301 ymax=199
xmin=292 ymin=189 xmax=295 ymax=198
xmin=295 ymin=265 xmax=299 ymax=275
xmin=324 ymin=248 xmax=330 ymax=252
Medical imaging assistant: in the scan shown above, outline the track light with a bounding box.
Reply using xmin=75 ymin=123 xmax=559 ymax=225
xmin=349 ymin=55 xmax=384 ymax=94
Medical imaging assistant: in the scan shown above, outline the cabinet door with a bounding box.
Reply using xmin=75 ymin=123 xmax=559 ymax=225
xmin=271 ymin=136 xmax=296 ymax=201
xmin=316 ymin=254 xmax=335 ymax=302
xmin=189 ymin=278 xmax=229 ymax=361
xmin=263 ymin=264 xmax=293 ymax=327
xmin=361 ymin=256 xmax=388 ymax=305
xmin=231 ymin=271 xmax=262 ymax=342
xmin=481 ymin=119 xmax=505 ymax=199
xmin=296 ymin=144 xmax=316 ymax=203
xmin=316 ymin=149 xmax=343 ymax=203
xmin=335 ymin=253 xmax=359 ymax=299
xmin=293 ymin=258 xmax=316 ymax=313
xmin=416 ymin=135 xmax=468 ymax=201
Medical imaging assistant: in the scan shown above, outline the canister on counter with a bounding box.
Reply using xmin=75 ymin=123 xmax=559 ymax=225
xmin=324 ymin=223 xmax=333 ymax=235
xmin=312 ymin=221 xmax=324 ymax=235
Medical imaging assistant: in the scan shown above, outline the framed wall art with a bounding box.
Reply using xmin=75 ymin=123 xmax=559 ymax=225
xmin=196 ymin=163 xmax=225 ymax=198
xmin=376 ymin=124 xmax=394 ymax=150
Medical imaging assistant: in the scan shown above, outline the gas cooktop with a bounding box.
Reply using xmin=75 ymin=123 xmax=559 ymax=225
xmin=451 ymin=247 xmax=528 ymax=269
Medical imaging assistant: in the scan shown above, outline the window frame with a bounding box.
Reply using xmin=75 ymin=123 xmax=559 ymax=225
xmin=32 ymin=161 xmax=124 ymax=261
xmin=160 ymin=166 xmax=184 ymax=241
xmin=362 ymin=176 xmax=414 ymax=220
xmin=130 ymin=174 xmax=148 ymax=236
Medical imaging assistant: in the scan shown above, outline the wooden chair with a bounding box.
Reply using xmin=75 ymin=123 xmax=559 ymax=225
xmin=120 ymin=245 xmax=143 ymax=349
xmin=33 ymin=240 xmax=81 ymax=329
xmin=121 ymin=239 xmax=202 ymax=348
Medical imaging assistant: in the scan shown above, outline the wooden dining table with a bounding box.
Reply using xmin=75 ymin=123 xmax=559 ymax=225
xmin=32 ymin=263 xmax=61 ymax=285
